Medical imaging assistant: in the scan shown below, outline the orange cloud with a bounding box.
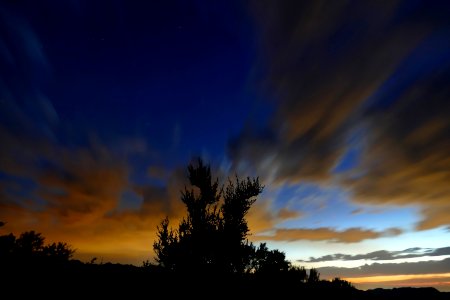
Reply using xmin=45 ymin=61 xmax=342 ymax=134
xmin=346 ymin=97 xmax=450 ymax=230
xmin=37 ymin=145 xmax=129 ymax=226
xmin=252 ymin=227 xmax=401 ymax=243
xmin=276 ymin=207 xmax=302 ymax=220
xmin=247 ymin=201 xmax=276 ymax=235
xmin=0 ymin=136 xmax=191 ymax=265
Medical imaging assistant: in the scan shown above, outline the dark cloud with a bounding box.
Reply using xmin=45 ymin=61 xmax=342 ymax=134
xmin=233 ymin=1 xmax=424 ymax=181
xmin=346 ymin=68 xmax=450 ymax=229
xmin=318 ymin=257 xmax=450 ymax=279
xmin=230 ymin=1 xmax=450 ymax=229
xmin=300 ymin=246 xmax=450 ymax=262
xmin=253 ymin=226 xmax=402 ymax=243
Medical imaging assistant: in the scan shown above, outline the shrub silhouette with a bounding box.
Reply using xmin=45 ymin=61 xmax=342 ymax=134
xmin=15 ymin=231 xmax=45 ymax=257
xmin=308 ymin=267 xmax=320 ymax=283
xmin=250 ymin=242 xmax=290 ymax=274
xmin=0 ymin=223 xmax=74 ymax=264
xmin=331 ymin=277 xmax=354 ymax=289
xmin=154 ymin=159 xmax=269 ymax=273
xmin=288 ymin=265 xmax=308 ymax=283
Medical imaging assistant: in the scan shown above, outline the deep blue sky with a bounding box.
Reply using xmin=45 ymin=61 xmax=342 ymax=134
xmin=1 ymin=1 xmax=269 ymax=173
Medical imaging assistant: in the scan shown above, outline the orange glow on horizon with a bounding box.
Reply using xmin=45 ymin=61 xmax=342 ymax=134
xmin=344 ymin=273 xmax=450 ymax=283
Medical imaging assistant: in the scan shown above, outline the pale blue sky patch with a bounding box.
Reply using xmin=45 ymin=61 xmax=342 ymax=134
xmin=268 ymin=180 xmax=420 ymax=232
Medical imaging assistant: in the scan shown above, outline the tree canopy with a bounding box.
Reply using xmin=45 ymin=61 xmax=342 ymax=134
xmin=153 ymin=159 xmax=297 ymax=275
xmin=0 ymin=223 xmax=74 ymax=265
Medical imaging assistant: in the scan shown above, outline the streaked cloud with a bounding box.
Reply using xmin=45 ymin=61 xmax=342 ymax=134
xmin=318 ymin=257 xmax=450 ymax=279
xmin=228 ymin=0 xmax=450 ymax=231
xmin=0 ymin=148 xmax=188 ymax=264
xmin=276 ymin=207 xmax=302 ymax=220
xmin=234 ymin=1 xmax=424 ymax=182
xmin=301 ymin=246 xmax=450 ymax=263
xmin=253 ymin=227 xmax=402 ymax=243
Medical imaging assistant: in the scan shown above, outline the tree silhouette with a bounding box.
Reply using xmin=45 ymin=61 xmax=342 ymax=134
xmin=15 ymin=231 xmax=45 ymax=258
xmin=0 ymin=223 xmax=74 ymax=264
xmin=0 ymin=233 xmax=15 ymax=260
xmin=222 ymin=176 xmax=263 ymax=273
xmin=43 ymin=242 xmax=75 ymax=261
xmin=288 ymin=265 xmax=308 ymax=283
xmin=331 ymin=277 xmax=354 ymax=289
xmin=308 ymin=268 xmax=320 ymax=283
xmin=251 ymin=243 xmax=290 ymax=274
xmin=153 ymin=159 xmax=264 ymax=274
xmin=153 ymin=217 xmax=177 ymax=270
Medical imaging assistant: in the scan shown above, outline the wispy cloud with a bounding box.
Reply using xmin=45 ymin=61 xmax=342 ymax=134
xmin=318 ymin=257 xmax=450 ymax=279
xmin=253 ymin=227 xmax=402 ymax=243
xmin=301 ymin=246 xmax=450 ymax=263
xmin=230 ymin=0 xmax=450 ymax=231
xmin=0 ymin=148 xmax=188 ymax=264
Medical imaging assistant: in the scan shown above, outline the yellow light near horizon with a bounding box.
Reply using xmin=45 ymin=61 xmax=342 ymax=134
xmin=344 ymin=273 xmax=450 ymax=283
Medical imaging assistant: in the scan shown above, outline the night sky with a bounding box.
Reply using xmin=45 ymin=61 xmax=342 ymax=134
xmin=1 ymin=0 xmax=450 ymax=291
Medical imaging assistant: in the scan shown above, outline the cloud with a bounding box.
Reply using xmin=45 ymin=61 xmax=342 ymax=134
xmin=247 ymin=200 xmax=278 ymax=235
xmin=345 ymin=62 xmax=450 ymax=230
xmin=276 ymin=207 xmax=302 ymax=220
xmin=0 ymin=6 xmax=184 ymax=264
xmin=246 ymin=192 xmax=305 ymax=236
xmin=37 ymin=144 xmax=129 ymax=225
xmin=0 ymin=149 xmax=189 ymax=264
xmin=318 ymin=257 xmax=450 ymax=279
xmin=252 ymin=227 xmax=402 ymax=243
xmin=0 ymin=125 xmax=277 ymax=265
xmin=233 ymin=1 xmax=425 ymax=182
xmin=301 ymin=246 xmax=450 ymax=263
xmin=229 ymin=1 xmax=450 ymax=230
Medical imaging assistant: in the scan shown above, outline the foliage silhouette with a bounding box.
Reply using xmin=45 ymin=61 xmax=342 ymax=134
xmin=250 ymin=242 xmax=290 ymax=274
xmin=151 ymin=161 xmax=395 ymax=299
xmin=153 ymin=159 xmax=265 ymax=274
xmin=288 ymin=265 xmax=308 ymax=283
xmin=308 ymin=267 xmax=320 ymax=283
xmin=331 ymin=277 xmax=355 ymax=289
xmin=0 ymin=223 xmax=74 ymax=265
xmin=15 ymin=231 xmax=45 ymax=257
xmin=153 ymin=216 xmax=176 ymax=269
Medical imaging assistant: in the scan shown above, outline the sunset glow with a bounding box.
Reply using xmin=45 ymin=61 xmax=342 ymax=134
xmin=345 ymin=273 xmax=450 ymax=284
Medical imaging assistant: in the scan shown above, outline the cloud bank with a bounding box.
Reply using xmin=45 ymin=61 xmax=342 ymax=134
xmin=230 ymin=0 xmax=450 ymax=230
xmin=254 ymin=227 xmax=402 ymax=243
xmin=301 ymin=246 xmax=450 ymax=263
xmin=319 ymin=257 xmax=450 ymax=279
